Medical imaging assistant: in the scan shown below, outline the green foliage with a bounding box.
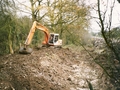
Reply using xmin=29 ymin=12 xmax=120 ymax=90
xmin=103 ymin=27 xmax=120 ymax=59
xmin=42 ymin=0 xmax=91 ymax=45
xmin=0 ymin=0 xmax=32 ymax=55
xmin=0 ymin=0 xmax=15 ymax=54
xmin=0 ymin=0 xmax=91 ymax=55
xmin=109 ymin=27 xmax=120 ymax=59
xmin=110 ymin=27 xmax=120 ymax=40
xmin=0 ymin=14 xmax=18 ymax=54
xmin=96 ymin=0 xmax=120 ymax=87
xmin=97 ymin=0 xmax=120 ymax=62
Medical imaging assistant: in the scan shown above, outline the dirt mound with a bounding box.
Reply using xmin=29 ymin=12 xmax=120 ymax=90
xmin=0 ymin=47 xmax=114 ymax=90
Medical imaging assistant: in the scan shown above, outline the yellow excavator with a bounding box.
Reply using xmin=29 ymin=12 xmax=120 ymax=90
xmin=19 ymin=21 xmax=62 ymax=54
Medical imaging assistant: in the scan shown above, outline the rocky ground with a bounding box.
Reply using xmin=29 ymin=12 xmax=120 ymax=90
xmin=0 ymin=47 xmax=117 ymax=90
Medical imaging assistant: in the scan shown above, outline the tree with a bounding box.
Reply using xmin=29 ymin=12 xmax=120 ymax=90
xmin=106 ymin=26 xmax=120 ymax=56
xmin=42 ymin=0 xmax=91 ymax=45
xmin=0 ymin=0 xmax=17 ymax=54
xmin=96 ymin=0 xmax=120 ymax=87
xmin=16 ymin=0 xmax=90 ymax=46
xmin=97 ymin=0 xmax=120 ymax=61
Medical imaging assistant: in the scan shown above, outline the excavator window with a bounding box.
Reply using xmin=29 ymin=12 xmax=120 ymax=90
xmin=49 ymin=34 xmax=59 ymax=44
xmin=49 ymin=34 xmax=54 ymax=43
xmin=55 ymin=36 xmax=58 ymax=42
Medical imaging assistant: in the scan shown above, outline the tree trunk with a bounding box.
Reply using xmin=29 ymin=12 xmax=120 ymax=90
xmin=8 ymin=28 xmax=14 ymax=54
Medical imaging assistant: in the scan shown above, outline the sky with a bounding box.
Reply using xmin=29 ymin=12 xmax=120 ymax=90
xmin=16 ymin=0 xmax=120 ymax=33
xmin=88 ymin=0 xmax=120 ymax=32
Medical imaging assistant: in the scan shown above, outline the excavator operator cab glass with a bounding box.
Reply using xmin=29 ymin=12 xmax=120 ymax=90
xmin=49 ymin=33 xmax=59 ymax=44
xmin=54 ymin=35 xmax=58 ymax=42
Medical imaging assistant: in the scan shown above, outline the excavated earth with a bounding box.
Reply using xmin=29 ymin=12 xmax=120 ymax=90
xmin=0 ymin=47 xmax=116 ymax=90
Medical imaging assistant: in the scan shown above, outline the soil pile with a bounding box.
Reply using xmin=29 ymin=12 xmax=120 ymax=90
xmin=0 ymin=47 xmax=114 ymax=90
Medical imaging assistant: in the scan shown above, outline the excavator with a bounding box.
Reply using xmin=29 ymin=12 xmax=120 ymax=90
xmin=19 ymin=21 xmax=62 ymax=54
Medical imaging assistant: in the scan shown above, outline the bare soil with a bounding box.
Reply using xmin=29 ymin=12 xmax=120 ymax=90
xmin=0 ymin=47 xmax=115 ymax=90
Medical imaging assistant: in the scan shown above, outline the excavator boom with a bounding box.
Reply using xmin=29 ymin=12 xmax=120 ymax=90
xmin=24 ymin=21 xmax=49 ymax=45
xmin=19 ymin=21 xmax=50 ymax=54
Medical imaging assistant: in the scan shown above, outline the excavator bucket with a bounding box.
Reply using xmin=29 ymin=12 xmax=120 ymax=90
xmin=19 ymin=46 xmax=33 ymax=54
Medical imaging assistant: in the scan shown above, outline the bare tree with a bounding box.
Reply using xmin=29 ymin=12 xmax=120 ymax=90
xmin=97 ymin=0 xmax=120 ymax=62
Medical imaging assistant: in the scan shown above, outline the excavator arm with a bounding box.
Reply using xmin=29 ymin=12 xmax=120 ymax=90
xmin=19 ymin=21 xmax=50 ymax=54
xmin=24 ymin=21 xmax=49 ymax=45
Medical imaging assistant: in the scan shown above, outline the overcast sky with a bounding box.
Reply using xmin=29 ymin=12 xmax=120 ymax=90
xmin=17 ymin=0 xmax=120 ymax=32
xmin=84 ymin=0 xmax=120 ymax=33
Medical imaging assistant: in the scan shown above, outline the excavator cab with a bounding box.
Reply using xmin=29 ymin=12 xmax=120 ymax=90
xmin=48 ymin=33 xmax=62 ymax=46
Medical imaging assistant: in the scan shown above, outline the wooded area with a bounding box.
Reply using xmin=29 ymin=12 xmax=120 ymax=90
xmin=0 ymin=0 xmax=91 ymax=55
xmin=0 ymin=0 xmax=120 ymax=89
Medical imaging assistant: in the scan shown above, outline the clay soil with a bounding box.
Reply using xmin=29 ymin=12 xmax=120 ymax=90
xmin=0 ymin=47 xmax=114 ymax=90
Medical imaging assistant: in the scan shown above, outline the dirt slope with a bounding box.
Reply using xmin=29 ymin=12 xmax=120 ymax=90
xmin=0 ymin=47 xmax=114 ymax=90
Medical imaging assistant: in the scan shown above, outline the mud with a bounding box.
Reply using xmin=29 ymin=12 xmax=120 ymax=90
xmin=0 ymin=47 xmax=115 ymax=90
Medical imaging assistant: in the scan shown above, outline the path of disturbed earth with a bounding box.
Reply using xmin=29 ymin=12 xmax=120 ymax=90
xmin=0 ymin=47 xmax=114 ymax=90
